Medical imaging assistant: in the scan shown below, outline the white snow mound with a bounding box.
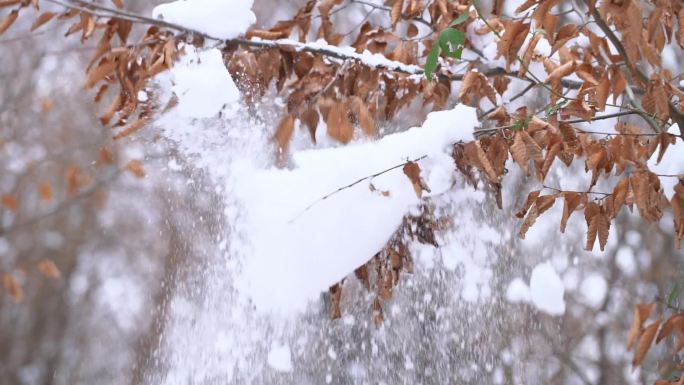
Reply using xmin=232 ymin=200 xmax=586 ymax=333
xmin=233 ymin=105 xmax=478 ymax=314
xmin=153 ymin=0 xmax=256 ymax=40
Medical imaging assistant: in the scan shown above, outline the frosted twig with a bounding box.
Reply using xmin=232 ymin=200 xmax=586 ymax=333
xmin=288 ymin=155 xmax=427 ymax=223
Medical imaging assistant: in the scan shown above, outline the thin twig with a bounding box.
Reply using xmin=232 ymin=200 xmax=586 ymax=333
xmin=289 ymin=155 xmax=427 ymax=223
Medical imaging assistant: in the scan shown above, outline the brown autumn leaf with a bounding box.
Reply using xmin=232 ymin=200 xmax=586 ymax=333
xmin=372 ymin=297 xmax=384 ymax=327
xmin=351 ymin=96 xmax=376 ymax=137
xmin=30 ymin=11 xmax=55 ymax=31
xmin=2 ymin=273 xmax=23 ymax=303
xmin=36 ymin=259 xmax=61 ymax=279
xmin=1 ymin=195 xmax=18 ymax=211
xmin=657 ymin=314 xmax=684 ymax=344
xmin=354 ymin=264 xmax=370 ymax=290
xmin=560 ymin=192 xmax=583 ymax=233
xmin=403 ymin=161 xmax=430 ymax=198
xmin=510 ymin=131 xmax=541 ymax=176
xmin=112 ymin=0 xmax=123 ymax=8
xmin=39 ymin=182 xmax=53 ymax=201
xmin=519 ymin=195 xmax=557 ymax=239
xmin=326 ymin=102 xmax=354 ymax=143
xmin=627 ymin=303 xmax=657 ymax=350
xmin=0 ymin=9 xmax=18 ymax=35
xmin=329 ymin=283 xmax=342 ymax=320
xmin=516 ymin=190 xmax=540 ymax=218
xmin=595 ymin=74 xmax=610 ymax=111
xmin=125 ymin=160 xmax=146 ymax=178
xmin=545 ymin=60 xmax=576 ymax=83
xmin=391 ymin=0 xmax=404 ymax=29
xmin=633 ymin=318 xmax=661 ymax=368
xmin=299 ymin=107 xmax=319 ymax=143
xmin=274 ymin=113 xmax=295 ymax=152
xmin=475 ymin=140 xmax=499 ymax=182
xmin=113 ymin=117 xmax=148 ymax=140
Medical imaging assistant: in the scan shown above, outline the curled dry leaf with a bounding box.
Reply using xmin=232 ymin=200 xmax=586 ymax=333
xmin=0 ymin=9 xmax=18 ymax=35
xmin=545 ymin=60 xmax=576 ymax=84
xmin=125 ymin=160 xmax=146 ymax=178
xmin=633 ymin=318 xmax=661 ymax=369
xmin=36 ymin=259 xmax=61 ymax=279
xmin=403 ymin=161 xmax=430 ymax=198
xmin=329 ymin=283 xmax=342 ymax=320
xmin=39 ymin=182 xmax=53 ymax=201
xmin=2 ymin=273 xmax=23 ymax=303
xmin=30 ymin=11 xmax=55 ymax=31
xmin=1 ymin=195 xmax=18 ymax=211
xmin=627 ymin=303 xmax=656 ymax=350
xmin=326 ymin=102 xmax=354 ymax=144
xmin=274 ymin=113 xmax=295 ymax=152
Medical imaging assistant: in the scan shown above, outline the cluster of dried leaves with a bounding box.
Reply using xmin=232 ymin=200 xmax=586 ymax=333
xmin=2 ymin=1 xmax=684 ymax=357
xmin=625 ymin=303 xmax=684 ymax=383
xmin=329 ymin=202 xmax=441 ymax=326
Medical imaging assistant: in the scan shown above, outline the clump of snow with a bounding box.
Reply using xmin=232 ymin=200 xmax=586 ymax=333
xmin=579 ymin=273 xmax=608 ymax=309
xmin=507 ymin=262 xmax=566 ymax=316
xmin=152 ymin=0 xmax=256 ymax=40
xmin=233 ymin=105 xmax=479 ymax=314
xmin=530 ymin=262 xmax=566 ymax=315
xmin=267 ymin=344 xmax=293 ymax=372
xmin=506 ymin=277 xmax=531 ymax=302
xmin=158 ymin=47 xmax=240 ymax=119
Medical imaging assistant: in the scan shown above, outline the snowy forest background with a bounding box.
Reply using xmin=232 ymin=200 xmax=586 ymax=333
xmin=1 ymin=0 xmax=684 ymax=384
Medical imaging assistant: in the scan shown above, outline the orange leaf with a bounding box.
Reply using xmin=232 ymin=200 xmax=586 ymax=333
xmin=2 ymin=273 xmax=23 ymax=303
xmin=1 ymin=195 xmax=18 ymax=211
xmin=633 ymin=318 xmax=661 ymax=368
xmin=403 ymin=161 xmax=430 ymax=198
xmin=39 ymin=182 xmax=53 ymax=201
xmin=274 ymin=114 xmax=295 ymax=152
xmin=125 ymin=160 xmax=146 ymax=178
xmin=0 ymin=9 xmax=18 ymax=35
xmin=30 ymin=11 xmax=55 ymax=31
xmin=326 ymin=102 xmax=354 ymax=143
xmin=545 ymin=60 xmax=576 ymax=83
xmin=36 ymin=259 xmax=61 ymax=279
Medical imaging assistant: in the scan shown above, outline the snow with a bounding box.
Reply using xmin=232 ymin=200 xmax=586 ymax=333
xmin=267 ymin=344 xmax=293 ymax=372
xmin=158 ymin=47 xmax=240 ymax=119
xmin=506 ymin=277 xmax=531 ymax=302
xmin=648 ymin=124 xmax=683 ymax=199
xmin=152 ymin=0 xmax=256 ymax=40
xmin=507 ymin=262 xmax=566 ymax=316
xmin=233 ymin=105 xmax=479 ymax=314
xmin=530 ymin=262 xmax=566 ymax=315
xmin=579 ymin=273 xmax=608 ymax=309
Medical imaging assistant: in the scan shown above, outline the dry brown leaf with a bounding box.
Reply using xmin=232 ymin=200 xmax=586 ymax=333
xmin=125 ymin=160 xmax=146 ymax=178
xmin=0 ymin=9 xmax=18 ymax=35
xmin=596 ymin=74 xmax=610 ymax=111
xmin=545 ymin=60 xmax=576 ymax=83
xmin=326 ymin=102 xmax=354 ymax=143
xmin=372 ymin=297 xmax=384 ymax=327
xmin=657 ymin=314 xmax=684 ymax=344
xmin=627 ymin=303 xmax=656 ymax=350
xmin=403 ymin=161 xmax=430 ymax=198
xmin=560 ymin=192 xmax=583 ymax=233
xmin=36 ymin=259 xmax=61 ymax=279
xmin=633 ymin=318 xmax=661 ymax=368
xmin=39 ymin=182 xmax=53 ymax=201
xmin=391 ymin=0 xmax=404 ymax=29
xmin=1 ymin=195 xmax=18 ymax=211
xmin=113 ymin=117 xmax=148 ymax=140
xmin=2 ymin=273 xmax=23 ymax=303
xmin=329 ymin=283 xmax=342 ymax=320
xmin=30 ymin=11 xmax=55 ymax=31
xmin=274 ymin=114 xmax=295 ymax=152
xmin=516 ymin=190 xmax=540 ymax=218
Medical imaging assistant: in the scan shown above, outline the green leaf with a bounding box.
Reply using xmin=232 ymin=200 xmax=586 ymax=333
xmin=667 ymin=283 xmax=680 ymax=307
xmin=424 ymin=44 xmax=441 ymax=81
xmin=439 ymin=28 xmax=465 ymax=58
xmin=449 ymin=11 xmax=469 ymax=27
